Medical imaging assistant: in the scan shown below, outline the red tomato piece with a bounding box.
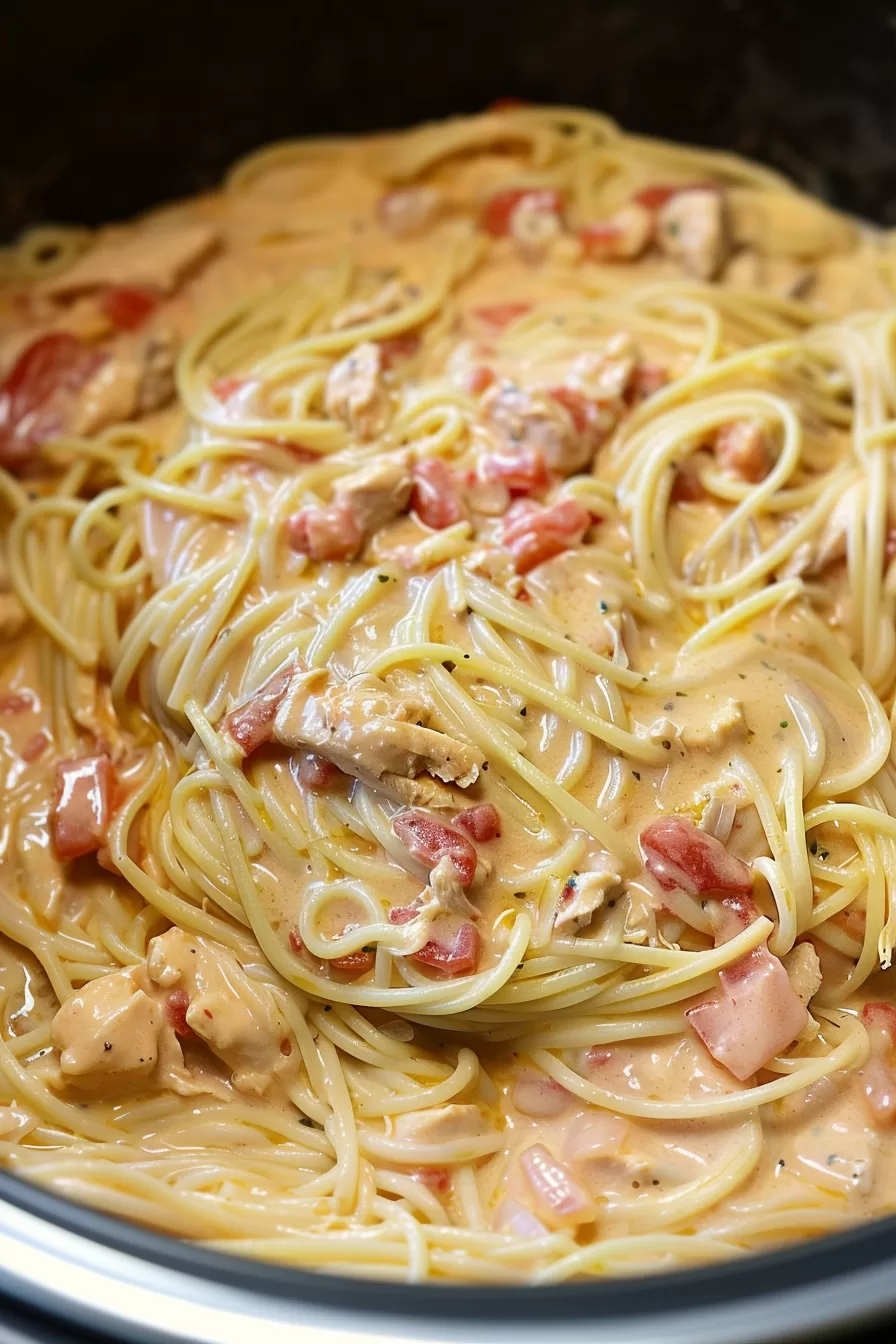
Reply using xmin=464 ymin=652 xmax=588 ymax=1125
xmin=862 ymin=1002 xmax=896 ymax=1042
xmin=547 ymin=385 xmax=590 ymax=434
xmin=99 ymin=286 xmax=159 ymax=331
xmin=501 ymin=497 xmax=590 ymax=574
xmin=482 ymin=445 xmax=551 ymax=496
xmin=0 ymin=692 xmax=33 ymax=714
xmin=472 ymin=302 xmax=533 ymax=328
xmin=412 ymin=1166 xmax=452 ymax=1193
xmin=578 ymin=221 xmax=624 ymax=258
xmin=455 ymin=803 xmax=501 ymax=842
xmin=466 ymin=365 xmax=496 ymax=396
xmin=413 ymin=922 xmax=482 ymax=976
xmin=330 ymin=948 xmax=376 ymax=976
xmin=21 ymin=730 xmax=50 ymax=762
xmin=298 ymin=753 xmax=341 ymax=791
xmin=388 ymin=905 xmax=418 ymax=926
xmin=288 ymin=928 xmax=305 ymax=956
xmin=411 ymin=458 xmax=466 ymax=530
xmin=211 ymin=375 xmax=246 ymax=401
xmin=379 ymin=333 xmax=421 ymax=368
xmin=626 ymin=362 xmax=668 ymax=405
xmin=286 ymin=501 xmax=362 ymax=561
xmin=51 ymin=754 xmax=117 ymax=862
xmin=393 ymin=810 xmax=478 ymax=887
xmin=222 ymin=665 xmax=293 ymax=756
xmin=0 ymin=333 xmax=100 ymax=470
xmin=480 ymin=190 xmax=563 ymax=238
xmin=165 ymin=988 xmax=194 ymax=1038
xmin=640 ymin=815 xmax=752 ymax=896
xmin=687 ymin=945 xmax=807 ymax=1081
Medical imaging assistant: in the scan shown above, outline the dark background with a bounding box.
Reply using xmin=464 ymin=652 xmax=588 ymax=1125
xmin=2 ymin=0 xmax=896 ymax=1338
xmin=3 ymin=0 xmax=896 ymax=236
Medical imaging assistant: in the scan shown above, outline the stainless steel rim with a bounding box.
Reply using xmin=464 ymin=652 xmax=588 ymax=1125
xmin=1 ymin=1176 xmax=895 ymax=1344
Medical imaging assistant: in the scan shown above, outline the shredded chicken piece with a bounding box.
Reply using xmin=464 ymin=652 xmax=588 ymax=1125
xmin=274 ymin=671 xmax=484 ymax=789
xmin=378 ymin=188 xmax=445 ymax=238
xmin=40 ymin=221 xmax=219 ymax=298
xmin=782 ymin=942 xmax=823 ymax=1009
xmin=146 ymin=928 xmax=286 ymax=1096
xmin=680 ymin=700 xmax=749 ymax=751
xmin=334 ymin=454 xmax=412 ymax=535
xmin=555 ymin=854 xmax=622 ymax=932
xmin=657 ymin=188 xmax=729 ymax=280
xmin=324 ymin=341 xmax=390 ymax=439
xmin=393 ymin=1103 xmax=490 ymax=1145
xmin=423 ymin=855 xmax=479 ymax=920
xmin=380 ymin=772 xmax=457 ymax=809
xmin=509 ymin=196 xmax=562 ymax=258
xmin=714 ymin=419 xmax=771 ymax=482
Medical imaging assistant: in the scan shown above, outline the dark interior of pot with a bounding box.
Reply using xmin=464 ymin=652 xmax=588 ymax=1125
xmin=3 ymin=0 xmax=896 ymax=237
xmin=3 ymin=2 xmax=896 ymax=1340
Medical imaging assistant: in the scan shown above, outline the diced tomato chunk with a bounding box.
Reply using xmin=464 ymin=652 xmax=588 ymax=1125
xmin=640 ymin=815 xmax=752 ymax=895
xmin=99 ymin=285 xmax=160 ymax=331
xmin=0 ymin=333 xmax=101 ymax=471
xmin=330 ymin=948 xmax=376 ymax=976
xmin=165 ymin=988 xmax=193 ymax=1038
xmin=481 ymin=190 xmax=563 ymax=238
xmin=578 ymin=221 xmax=625 ymax=258
xmin=455 ymin=803 xmax=501 ymax=842
xmin=411 ymin=458 xmax=465 ymax=530
xmin=298 ymin=753 xmax=341 ymax=791
xmin=481 ymin=445 xmax=551 ymax=496
xmin=670 ymin=458 xmax=706 ymax=502
xmin=379 ymin=333 xmax=421 ymax=368
xmin=412 ymin=1166 xmax=452 ymax=1193
xmin=222 ymin=665 xmax=293 ymax=756
xmin=286 ymin=500 xmax=362 ymax=561
xmin=861 ymin=1002 xmax=896 ymax=1042
xmin=501 ymin=497 xmax=590 ymax=574
xmin=51 ymin=754 xmax=117 ymax=862
xmin=211 ymin=375 xmax=246 ymax=401
xmin=0 ymin=692 xmax=33 ymax=714
xmin=288 ymin=928 xmax=304 ymax=956
xmin=414 ymin=923 xmax=481 ymax=976
xmin=21 ymin=730 xmax=50 ymax=762
xmin=465 ymin=365 xmax=496 ymax=396
xmin=393 ymin=810 xmax=478 ymax=886
xmin=687 ymin=945 xmax=807 ymax=1081
xmin=388 ymin=906 xmax=481 ymax=976
xmin=472 ymin=302 xmax=533 ymax=329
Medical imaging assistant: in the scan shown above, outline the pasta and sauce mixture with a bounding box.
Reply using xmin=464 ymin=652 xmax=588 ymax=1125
xmin=3 ymin=105 xmax=896 ymax=1281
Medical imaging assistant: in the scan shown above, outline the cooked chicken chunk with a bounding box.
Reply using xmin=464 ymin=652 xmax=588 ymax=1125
xmin=782 ymin=942 xmax=823 ymax=1008
xmin=424 ymin=855 xmax=478 ymax=920
xmin=69 ymin=329 xmax=178 ymax=435
xmin=324 ymin=341 xmax=390 ymax=439
xmin=393 ymin=1103 xmax=490 ymax=1145
xmin=378 ymin=187 xmax=445 ymax=238
xmin=681 ymin=699 xmax=749 ymax=752
xmin=334 ymin=454 xmax=412 ymax=535
xmin=380 ymin=772 xmax=457 ymax=809
xmin=483 ymin=382 xmax=601 ymax=475
xmin=657 ymin=188 xmax=729 ymax=280
xmin=52 ymin=965 xmax=162 ymax=1088
xmin=41 ymin=221 xmax=219 ymax=298
xmin=274 ymin=671 xmax=484 ymax=789
xmin=146 ymin=928 xmax=286 ymax=1096
xmin=714 ymin=419 xmax=770 ymax=482
xmin=555 ymin=854 xmax=622 ymax=932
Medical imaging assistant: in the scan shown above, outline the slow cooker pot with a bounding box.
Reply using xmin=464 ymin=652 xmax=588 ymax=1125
xmin=3 ymin=1 xmax=896 ymax=1339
